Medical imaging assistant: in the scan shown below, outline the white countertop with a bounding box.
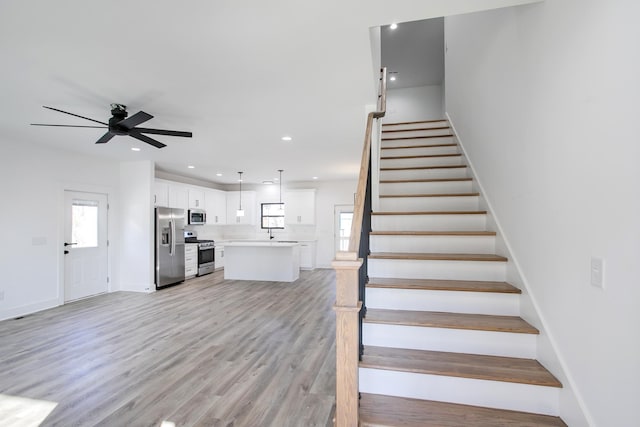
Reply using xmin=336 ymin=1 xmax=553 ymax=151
xmin=216 ymin=239 xmax=316 ymax=246
xmin=223 ymin=241 xmax=300 ymax=247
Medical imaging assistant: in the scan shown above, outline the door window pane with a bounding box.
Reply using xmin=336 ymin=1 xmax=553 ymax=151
xmin=72 ymin=200 xmax=99 ymax=248
xmin=339 ymin=212 xmax=353 ymax=251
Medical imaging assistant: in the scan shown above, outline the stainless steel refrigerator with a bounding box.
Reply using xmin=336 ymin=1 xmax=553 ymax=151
xmin=155 ymin=207 xmax=185 ymax=288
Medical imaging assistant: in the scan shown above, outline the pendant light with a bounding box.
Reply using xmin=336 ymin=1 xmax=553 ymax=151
xmin=236 ymin=171 xmax=245 ymax=217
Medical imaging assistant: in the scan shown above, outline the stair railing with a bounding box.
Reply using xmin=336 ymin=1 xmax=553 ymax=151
xmin=333 ymin=67 xmax=386 ymax=427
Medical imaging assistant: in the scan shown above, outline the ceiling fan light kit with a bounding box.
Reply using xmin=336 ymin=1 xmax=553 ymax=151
xmin=31 ymin=104 xmax=193 ymax=149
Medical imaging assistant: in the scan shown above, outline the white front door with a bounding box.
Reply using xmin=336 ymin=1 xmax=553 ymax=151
xmin=64 ymin=191 xmax=109 ymax=302
xmin=334 ymin=205 xmax=354 ymax=252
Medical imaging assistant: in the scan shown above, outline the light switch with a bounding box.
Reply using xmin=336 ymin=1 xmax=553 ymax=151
xmin=590 ymin=257 xmax=605 ymax=289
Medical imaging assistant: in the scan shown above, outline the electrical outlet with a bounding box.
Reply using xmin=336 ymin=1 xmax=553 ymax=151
xmin=591 ymin=257 xmax=605 ymax=289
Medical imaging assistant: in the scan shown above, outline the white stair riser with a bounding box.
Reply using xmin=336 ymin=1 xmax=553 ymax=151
xmin=380 ymin=167 xmax=468 ymax=181
xmin=372 ymin=214 xmax=487 ymax=231
xmin=379 ymin=195 xmax=479 ymax=211
xmin=380 ymin=180 xmax=473 ymax=196
xmin=382 ymin=130 xmax=453 ymax=140
xmin=381 ymin=155 xmax=462 ymax=169
xmin=382 ymin=121 xmax=448 ymax=132
xmin=370 ymin=235 xmax=496 ymax=254
xmin=380 ymin=145 xmax=459 ymax=157
xmin=368 ymin=259 xmax=506 ymax=281
xmin=359 ymin=368 xmax=560 ymax=416
xmin=365 ymin=288 xmax=518 ymax=315
xmin=382 ymin=135 xmax=454 ymax=148
xmin=362 ymin=324 xmax=536 ymax=358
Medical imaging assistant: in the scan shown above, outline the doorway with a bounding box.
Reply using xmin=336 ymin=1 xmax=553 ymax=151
xmin=334 ymin=204 xmax=354 ymax=252
xmin=63 ymin=191 xmax=109 ymax=302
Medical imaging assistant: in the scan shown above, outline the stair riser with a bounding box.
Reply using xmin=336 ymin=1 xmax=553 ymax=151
xmin=380 ymin=167 xmax=468 ymax=181
xmin=372 ymin=214 xmax=487 ymax=231
xmin=382 ymin=121 xmax=448 ymax=132
xmin=359 ymin=368 xmax=560 ymax=416
xmin=380 ymin=180 xmax=473 ymax=196
xmin=379 ymin=196 xmax=479 ymax=212
xmin=382 ymin=135 xmax=455 ymax=148
xmin=365 ymin=287 xmax=518 ymax=315
xmin=380 ymin=145 xmax=459 ymax=157
xmin=362 ymin=323 xmax=536 ymax=358
xmin=382 ymin=129 xmax=453 ymax=139
xmin=381 ymin=156 xmax=462 ymax=169
xmin=368 ymin=259 xmax=506 ymax=281
xmin=370 ymin=235 xmax=496 ymax=254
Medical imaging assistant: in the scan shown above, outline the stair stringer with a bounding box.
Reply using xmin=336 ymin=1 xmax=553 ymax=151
xmin=447 ymin=113 xmax=592 ymax=427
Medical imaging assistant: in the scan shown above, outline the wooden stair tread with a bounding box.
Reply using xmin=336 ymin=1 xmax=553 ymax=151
xmin=380 ymin=178 xmax=471 ymax=183
xmin=360 ymin=393 xmax=567 ymax=427
xmin=369 ymin=252 xmax=507 ymax=262
xmin=361 ymin=346 xmax=560 ymax=387
xmin=364 ymin=309 xmax=536 ymax=334
xmin=380 ymin=165 xmax=467 ymax=171
xmin=380 ymin=193 xmax=479 ymax=198
xmin=368 ymin=277 xmax=520 ymax=294
xmin=381 ymin=153 xmax=462 ymax=160
xmin=381 ymin=143 xmax=457 ymax=150
xmin=383 ymin=134 xmax=454 ymax=141
xmin=382 ymin=126 xmax=451 ymax=133
xmin=383 ymin=119 xmax=447 ymax=126
xmin=370 ymin=231 xmax=496 ymax=236
xmin=372 ymin=210 xmax=487 ymax=216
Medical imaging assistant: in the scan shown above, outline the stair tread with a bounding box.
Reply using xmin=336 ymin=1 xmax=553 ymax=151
xmin=360 ymin=346 xmax=560 ymax=387
xmin=372 ymin=210 xmax=487 ymax=216
xmin=382 ymin=126 xmax=451 ymax=133
xmin=370 ymin=231 xmax=496 ymax=236
xmin=380 ymin=178 xmax=472 ymax=183
xmin=360 ymin=393 xmax=567 ymax=427
xmin=380 ymin=192 xmax=479 ymax=198
xmin=364 ymin=308 xmax=536 ymax=334
xmin=369 ymin=252 xmax=507 ymax=262
xmin=381 ymin=153 xmax=462 ymax=160
xmin=381 ymin=165 xmax=467 ymax=171
xmin=368 ymin=277 xmax=521 ymax=294
xmin=383 ymin=119 xmax=447 ymax=126
xmin=383 ymin=134 xmax=454 ymax=141
xmin=381 ymin=143 xmax=458 ymax=150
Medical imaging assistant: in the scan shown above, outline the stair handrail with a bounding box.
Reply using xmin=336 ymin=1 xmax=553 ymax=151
xmin=333 ymin=67 xmax=386 ymax=427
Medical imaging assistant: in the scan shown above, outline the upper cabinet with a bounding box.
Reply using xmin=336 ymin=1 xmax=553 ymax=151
xmin=284 ymin=189 xmax=316 ymax=225
xmin=205 ymin=188 xmax=227 ymax=225
xmin=226 ymin=191 xmax=256 ymax=225
xmin=168 ymin=184 xmax=189 ymax=213
xmin=154 ymin=181 xmax=169 ymax=207
xmin=188 ymin=188 xmax=205 ymax=209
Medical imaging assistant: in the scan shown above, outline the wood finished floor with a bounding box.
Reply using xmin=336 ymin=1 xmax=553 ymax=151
xmin=0 ymin=269 xmax=337 ymax=427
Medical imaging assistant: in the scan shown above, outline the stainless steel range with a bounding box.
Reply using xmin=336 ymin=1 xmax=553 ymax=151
xmin=184 ymin=231 xmax=215 ymax=276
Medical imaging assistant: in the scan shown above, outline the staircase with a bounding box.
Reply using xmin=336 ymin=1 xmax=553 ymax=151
xmin=358 ymin=119 xmax=567 ymax=426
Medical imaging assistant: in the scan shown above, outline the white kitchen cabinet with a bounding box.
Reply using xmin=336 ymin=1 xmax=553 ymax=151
xmin=154 ymin=181 xmax=169 ymax=207
xmin=284 ymin=189 xmax=316 ymax=225
xmin=168 ymin=184 xmax=189 ymax=213
xmin=185 ymin=243 xmax=198 ymax=278
xmin=299 ymin=241 xmax=316 ymax=270
xmin=215 ymin=245 xmax=225 ymax=269
xmin=205 ymin=189 xmax=227 ymax=225
xmin=188 ymin=188 xmax=205 ymax=209
xmin=226 ymin=191 xmax=256 ymax=225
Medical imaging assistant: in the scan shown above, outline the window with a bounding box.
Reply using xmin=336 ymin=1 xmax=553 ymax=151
xmin=338 ymin=212 xmax=353 ymax=251
xmin=71 ymin=199 xmax=99 ymax=248
xmin=261 ymin=203 xmax=285 ymax=229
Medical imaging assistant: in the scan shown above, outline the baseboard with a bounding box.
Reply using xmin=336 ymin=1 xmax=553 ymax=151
xmin=0 ymin=298 xmax=60 ymax=322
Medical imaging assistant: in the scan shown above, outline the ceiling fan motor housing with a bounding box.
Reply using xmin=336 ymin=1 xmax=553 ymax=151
xmin=109 ymin=104 xmax=129 ymax=135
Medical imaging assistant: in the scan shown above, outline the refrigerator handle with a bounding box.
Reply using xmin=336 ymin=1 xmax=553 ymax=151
xmin=169 ymin=220 xmax=174 ymax=256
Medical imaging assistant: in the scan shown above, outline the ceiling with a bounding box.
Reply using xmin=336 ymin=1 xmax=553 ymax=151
xmin=0 ymin=0 xmax=539 ymax=185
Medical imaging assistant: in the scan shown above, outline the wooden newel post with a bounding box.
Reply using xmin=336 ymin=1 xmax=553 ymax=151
xmin=333 ymin=252 xmax=363 ymax=427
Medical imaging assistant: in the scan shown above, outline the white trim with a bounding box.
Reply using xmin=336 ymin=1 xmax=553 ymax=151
xmin=0 ymin=298 xmax=60 ymax=322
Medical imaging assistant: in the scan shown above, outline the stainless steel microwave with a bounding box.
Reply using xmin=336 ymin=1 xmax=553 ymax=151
xmin=188 ymin=209 xmax=206 ymax=225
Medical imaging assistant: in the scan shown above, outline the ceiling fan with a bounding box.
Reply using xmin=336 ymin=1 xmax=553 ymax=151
xmin=31 ymin=103 xmax=192 ymax=148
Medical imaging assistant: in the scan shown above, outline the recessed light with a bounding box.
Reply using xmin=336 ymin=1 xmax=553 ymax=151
xmin=281 ymin=136 xmax=292 ymax=141
xmin=131 ymin=147 xmax=141 ymax=152
xmin=216 ymin=173 xmax=223 ymax=177
xmin=312 ymin=176 xmax=318 ymax=180
xmin=263 ymin=180 xmax=274 ymax=185
xmin=390 ymin=76 xmax=396 ymax=81
xmin=188 ymin=165 xmax=195 ymax=169
xmin=390 ymin=23 xmax=398 ymax=30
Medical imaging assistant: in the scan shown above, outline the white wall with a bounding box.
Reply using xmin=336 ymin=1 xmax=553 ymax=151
xmin=385 ymin=85 xmax=444 ymax=122
xmin=0 ymin=142 xmax=120 ymax=320
xmin=445 ymin=2 xmax=640 ymax=426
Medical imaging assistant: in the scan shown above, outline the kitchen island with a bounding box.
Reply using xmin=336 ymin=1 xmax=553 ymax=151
xmin=223 ymin=241 xmax=301 ymax=282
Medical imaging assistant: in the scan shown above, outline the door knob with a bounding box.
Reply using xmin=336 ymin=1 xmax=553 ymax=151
xmin=64 ymin=250 xmax=69 ymax=255
xmin=64 ymin=242 xmax=78 ymax=247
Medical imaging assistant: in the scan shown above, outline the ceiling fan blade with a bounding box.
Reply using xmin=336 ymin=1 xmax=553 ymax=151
xmin=118 ymin=111 xmax=153 ymax=130
xmin=31 ymin=123 xmax=107 ymax=129
xmin=96 ymin=132 xmax=115 ymax=144
xmin=129 ymin=130 xmax=166 ymax=148
xmin=43 ymin=106 xmax=108 ymax=126
xmin=134 ymin=127 xmax=192 ymax=138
